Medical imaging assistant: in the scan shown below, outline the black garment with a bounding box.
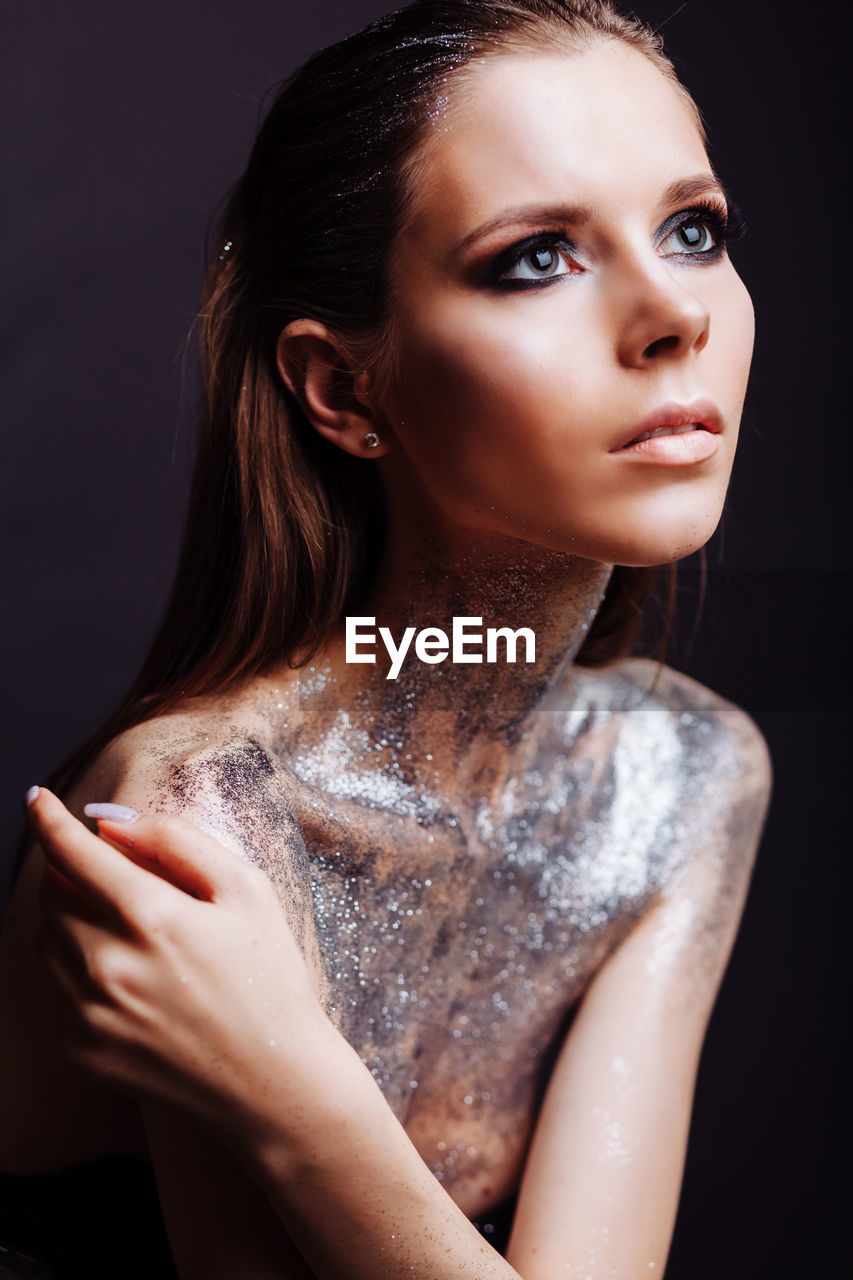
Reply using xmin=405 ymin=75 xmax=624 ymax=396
xmin=0 ymin=1157 xmax=177 ymax=1279
xmin=0 ymin=1155 xmax=516 ymax=1275
xmin=472 ymin=1195 xmax=516 ymax=1257
xmin=0 ymin=1240 xmax=60 ymax=1279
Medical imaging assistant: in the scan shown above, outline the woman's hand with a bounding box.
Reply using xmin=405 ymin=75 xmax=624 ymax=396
xmin=26 ymin=788 xmax=521 ymax=1279
xmin=28 ymin=786 xmax=334 ymax=1148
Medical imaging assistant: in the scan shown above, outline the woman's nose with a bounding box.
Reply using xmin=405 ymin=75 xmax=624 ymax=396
xmin=613 ymin=256 xmax=710 ymax=369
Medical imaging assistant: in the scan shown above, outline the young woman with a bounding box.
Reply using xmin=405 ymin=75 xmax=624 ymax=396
xmin=0 ymin=1 xmax=771 ymax=1276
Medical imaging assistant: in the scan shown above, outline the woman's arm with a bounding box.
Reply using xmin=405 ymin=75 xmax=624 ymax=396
xmin=140 ymin=1105 xmax=317 ymax=1280
xmin=505 ymin=704 xmax=772 ymax=1276
xmin=31 ymin=789 xmax=522 ymax=1280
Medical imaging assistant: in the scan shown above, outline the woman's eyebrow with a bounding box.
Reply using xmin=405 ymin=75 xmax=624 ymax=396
xmin=449 ymin=203 xmax=593 ymax=261
xmin=449 ymin=173 xmax=729 ymax=261
xmin=660 ymin=173 xmax=730 ymax=209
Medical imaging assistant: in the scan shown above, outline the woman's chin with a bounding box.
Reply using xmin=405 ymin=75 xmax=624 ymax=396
xmin=535 ymin=509 xmax=723 ymax=567
xmin=432 ymin=495 xmax=724 ymax=567
xmin=601 ymin=521 xmax=721 ymax=568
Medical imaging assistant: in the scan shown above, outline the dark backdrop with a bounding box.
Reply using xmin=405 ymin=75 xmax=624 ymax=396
xmin=1 ymin=2 xmax=848 ymax=1276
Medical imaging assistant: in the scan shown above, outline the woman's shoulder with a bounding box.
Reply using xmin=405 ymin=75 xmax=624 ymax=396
xmin=568 ymin=655 xmax=772 ymax=798
xmin=557 ymin=658 xmax=773 ymax=904
xmin=69 ymin=695 xmax=307 ymax=876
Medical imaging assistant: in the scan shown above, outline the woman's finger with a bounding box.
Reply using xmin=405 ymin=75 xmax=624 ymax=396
xmin=27 ymin=787 xmax=174 ymax=922
xmin=29 ymin=786 xmax=263 ymax=917
xmin=87 ymin=807 xmax=254 ymax=905
xmin=37 ymin=905 xmax=97 ymax=1007
xmin=35 ymin=877 xmax=115 ymax=1030
xmin=36 ymin=854 xmax=90 ymax=917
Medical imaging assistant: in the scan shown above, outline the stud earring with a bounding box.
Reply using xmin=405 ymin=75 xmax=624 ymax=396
xmin=363 ymin=432 xmax=380 ymax=450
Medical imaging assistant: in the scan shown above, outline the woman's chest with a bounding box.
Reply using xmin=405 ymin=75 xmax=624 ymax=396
xmin=292 ymin=715 xmax=696 ymax=1208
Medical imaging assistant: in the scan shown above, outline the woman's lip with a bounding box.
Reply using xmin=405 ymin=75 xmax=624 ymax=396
xmin=611 ymin=398 xmax=724 ymax=452
xmin=613 ymin=427 xmax=721 ymax=465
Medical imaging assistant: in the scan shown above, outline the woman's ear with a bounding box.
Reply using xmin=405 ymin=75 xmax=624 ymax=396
xmin=276 ymin=319 xmax=391 ymax=458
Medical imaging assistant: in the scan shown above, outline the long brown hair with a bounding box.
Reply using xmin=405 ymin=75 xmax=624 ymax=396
xmin=52 ymin=0 xmax=696 ymax=799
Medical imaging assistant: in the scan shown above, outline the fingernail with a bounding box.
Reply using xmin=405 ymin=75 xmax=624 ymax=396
xmin=84 ymin=802 xmax=140 ymax=823
xmin=25 ymin=785 xmax=40 ymax=807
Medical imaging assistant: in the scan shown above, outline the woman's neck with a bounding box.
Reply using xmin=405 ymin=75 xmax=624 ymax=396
xmin=280 ymin=536 xmax=613 ymax=800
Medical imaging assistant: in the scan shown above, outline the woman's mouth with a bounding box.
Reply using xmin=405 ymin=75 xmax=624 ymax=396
xmin=611 ymin=399 xmax=723 ymax=465
xmin=623 ymin=422 xmax=703 ymax=447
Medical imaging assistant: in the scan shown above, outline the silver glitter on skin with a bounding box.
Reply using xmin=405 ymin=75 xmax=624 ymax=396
xmin=69 ymin=543 xmax=769 ymax=1221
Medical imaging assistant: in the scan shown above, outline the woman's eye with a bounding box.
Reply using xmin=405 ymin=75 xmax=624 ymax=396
xmin=661 ymin=217 xmax=718 ymax=256
xmin=497 ymin=239 xmax=577 ymax=285
xmin=509 ymin=245 xmax=568 ymax=280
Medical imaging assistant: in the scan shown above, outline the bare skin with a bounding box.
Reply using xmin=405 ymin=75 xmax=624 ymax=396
xmin=1 ymin=40 xmax=769 ymax=1280
xmin=1 ymin=653 xmax=770 ymax=1275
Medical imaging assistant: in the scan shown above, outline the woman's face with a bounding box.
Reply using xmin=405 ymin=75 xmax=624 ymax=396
xmin=374 ymin=40 xmax=755 ymax=566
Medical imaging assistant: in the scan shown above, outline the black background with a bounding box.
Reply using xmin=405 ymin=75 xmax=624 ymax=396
xmin=0 ymin=2 xmax=848 ymax=1275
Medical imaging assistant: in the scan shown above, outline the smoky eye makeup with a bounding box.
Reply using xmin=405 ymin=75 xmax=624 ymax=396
xmin=481 ymin=231 xmax=581 ymax=292
xmin=479 ymin=194 xmax=747 ymax=293
xmin=657 ymin=196 xmax=747 ymax=260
